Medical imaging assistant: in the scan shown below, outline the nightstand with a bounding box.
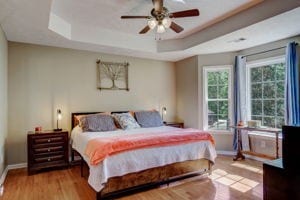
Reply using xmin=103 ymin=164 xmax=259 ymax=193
xmin=164 ymin=122 xmax=184 ymax=128
xmin=27 ymin=130 xmax=69 ymax=175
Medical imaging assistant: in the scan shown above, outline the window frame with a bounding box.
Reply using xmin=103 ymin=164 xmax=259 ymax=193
xmin=246 ymin=56 xmax=285 ymax=128
xmin=203 ymin=65 xmax=233 ymax=133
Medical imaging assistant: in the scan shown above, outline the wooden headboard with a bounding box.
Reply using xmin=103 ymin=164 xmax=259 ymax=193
xmin=71 ymin=111 xmax=128 ymax=129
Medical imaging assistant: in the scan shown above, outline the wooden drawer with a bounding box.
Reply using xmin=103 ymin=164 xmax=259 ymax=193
xmin=33 ymin=146 xmax=64 ymax=154
xmin=27 ymin=130 xmax=69 ymax=175
xmin=34 ymin=154 xmax=65 ymax=163
xmin=32 ymin=142 xmax=65 ymax=150
xmin=32 ymin=136 xmax=64 ymax=144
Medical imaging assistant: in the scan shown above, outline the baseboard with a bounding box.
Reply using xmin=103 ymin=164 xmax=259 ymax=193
xmin=217 ymin=150 xmax=236 ymax=156
xmin=0 ymin=167 xmax=8 ymax=186
xmin=244 ymin=155 xmax=268 ymax=162
xmin=0 ymin=163 xmax=27 ymax=186
xmin=7 ymin=163 xmax=27 ymax=170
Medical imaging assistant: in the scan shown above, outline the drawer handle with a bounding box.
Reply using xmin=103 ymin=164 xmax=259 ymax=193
xmin=48 ymin=148 xmax=51 ymax=152
xmin=48 ymin=158 xmax=51 ymax=161
xmin=47 ymin=139 xmax=51 ymax=142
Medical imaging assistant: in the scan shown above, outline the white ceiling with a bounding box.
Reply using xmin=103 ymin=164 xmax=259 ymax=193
xmin=0 ymin=0 xmax=300 ymax=61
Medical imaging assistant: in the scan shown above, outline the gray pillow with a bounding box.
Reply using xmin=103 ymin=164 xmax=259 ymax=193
xmin=135 ymin=110 xmax=164 ymax=128
xmin=79 ymin=114 xmax=116 ymax=132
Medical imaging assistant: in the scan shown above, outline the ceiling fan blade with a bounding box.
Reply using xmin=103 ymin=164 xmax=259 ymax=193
xmin=152 ymin=0 xmax=163 ymax=12
xmin=121 ymin=16 xmax=150 ymax=19
xmin=139 ymin=25 xmax=151 ymax=34
xmin=170 ymin=22 xmax=184 ymax=33
xmin=170 ymin=9 xmax=200 ymax=18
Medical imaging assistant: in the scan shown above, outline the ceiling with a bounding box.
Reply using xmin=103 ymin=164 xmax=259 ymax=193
xmin=0 ymin=0 xmax=300 ymax=61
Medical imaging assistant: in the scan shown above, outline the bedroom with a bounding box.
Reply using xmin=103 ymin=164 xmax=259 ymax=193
xmin=0 ymin=0 xmax=300 ymax=199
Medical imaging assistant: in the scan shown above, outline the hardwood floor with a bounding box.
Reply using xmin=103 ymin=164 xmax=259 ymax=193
xmin=1 ymin=155 xmax=263 ymax=200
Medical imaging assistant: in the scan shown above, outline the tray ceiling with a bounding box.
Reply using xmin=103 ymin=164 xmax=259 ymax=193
xmin=0 ymin=0 xmax=299 ymax=61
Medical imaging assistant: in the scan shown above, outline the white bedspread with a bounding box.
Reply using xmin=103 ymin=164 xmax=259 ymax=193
xmin=71 ymin=126 xmax=217 ymax=192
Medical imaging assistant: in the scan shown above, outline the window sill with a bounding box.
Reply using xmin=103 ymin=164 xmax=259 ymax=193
xmin=207 ymin=130 xmax=233 ymax=135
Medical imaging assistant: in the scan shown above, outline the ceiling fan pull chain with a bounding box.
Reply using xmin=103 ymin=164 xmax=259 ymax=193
xmin=155 ymin=33 xmax=162 ymax=41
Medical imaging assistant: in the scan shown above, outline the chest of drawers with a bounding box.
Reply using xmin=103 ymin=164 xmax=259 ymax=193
xmin=27 ymin=130 xmax=69 ymax=175
xmin=164 ymin=122 xmax=184 ymax=128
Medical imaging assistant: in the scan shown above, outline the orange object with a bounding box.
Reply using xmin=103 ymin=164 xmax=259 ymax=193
xmin=237 ymin=121 xmax=244 ymax=127
xmin=35 ymin=126 xmax=42 ymax=132
xmin=85 ymin=128 xmax=215 ymax=165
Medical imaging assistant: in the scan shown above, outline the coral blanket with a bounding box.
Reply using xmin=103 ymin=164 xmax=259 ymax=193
xmin=85 ymin=128 xmax=214 ymax=165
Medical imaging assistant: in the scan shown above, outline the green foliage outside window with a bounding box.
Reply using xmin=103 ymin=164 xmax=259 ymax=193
xmin=207 ymin=70 xmax=229 ymax=130
xmin=250 ymin=63 xmax=285 ymax=128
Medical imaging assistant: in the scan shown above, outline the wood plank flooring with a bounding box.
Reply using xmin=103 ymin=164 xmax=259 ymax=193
xmin=1 ymin=155 xmax=263 ymax=200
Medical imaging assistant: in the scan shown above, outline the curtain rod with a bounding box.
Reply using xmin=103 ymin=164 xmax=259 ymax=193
xmin=241 ymin=43 xmax=298 ymax=59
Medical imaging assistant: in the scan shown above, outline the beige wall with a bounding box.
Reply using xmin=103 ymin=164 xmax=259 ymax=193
xmin=7 ymin=42 xmax=176 ymax=164
xmin=175 ymin=56 xmax=199 ymax=128
xmin=0 ymin=25 xmax=8 ymax=175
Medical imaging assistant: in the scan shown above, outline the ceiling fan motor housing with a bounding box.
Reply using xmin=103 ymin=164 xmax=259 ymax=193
xmin=151 ymin=7 xmax=169 ymax=22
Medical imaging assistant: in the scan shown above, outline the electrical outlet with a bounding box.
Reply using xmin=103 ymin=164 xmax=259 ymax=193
xmin=260 ymin=141 xmax=266 ymax=148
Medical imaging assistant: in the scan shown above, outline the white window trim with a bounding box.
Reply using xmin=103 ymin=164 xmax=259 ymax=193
xmin=245 ymin=55 xmax=285 ymax=124
xmin=202 ymin=65 xmax=233 ymax=133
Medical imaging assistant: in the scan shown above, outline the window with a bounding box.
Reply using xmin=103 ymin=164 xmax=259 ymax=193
xmin=203 ymin=66 xmax=232 ymax=131
xmin=247 ymin=57 xmax=285 ymax=129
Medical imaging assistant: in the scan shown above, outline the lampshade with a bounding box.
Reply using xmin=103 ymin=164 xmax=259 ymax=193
xmin=162 ymin=17 xmax=172 ymax=28
xmin=57 ymin=109 xmax=62 ymax=120
xmin=162 ymin=107 xmax=167 ymax=115
xmin=148 ymin=18 xmax=158 ymax=29
xmin=157 ymin=24 xmax=166 ymax=33
xmin=161 ymin=107 xmax=167 ymax=122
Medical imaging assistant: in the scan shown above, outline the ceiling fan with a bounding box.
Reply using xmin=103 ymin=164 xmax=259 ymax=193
xmin=121 ymin=0 xmax=200 ymax=34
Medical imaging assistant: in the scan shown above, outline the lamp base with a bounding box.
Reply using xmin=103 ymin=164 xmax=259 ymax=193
xmin=53 ymin=128 xmax=62 ymax=131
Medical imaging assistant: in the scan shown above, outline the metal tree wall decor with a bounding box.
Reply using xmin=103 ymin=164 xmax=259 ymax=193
xmin=96 ymin=59 xmax=129 ymax=91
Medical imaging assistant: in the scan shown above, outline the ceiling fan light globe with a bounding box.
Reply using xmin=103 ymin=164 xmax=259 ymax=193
xmin=148 ymin=19 xmax=158 ymax=29
xmin=157 ymin=24 xmax=166 ymax=33
xmin=162 ymin=17 xmax=172 ymax=28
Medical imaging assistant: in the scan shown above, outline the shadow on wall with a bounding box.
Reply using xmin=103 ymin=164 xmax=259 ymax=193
xmin=5 ymin=139 xmax=27 ymax=165
xmin=0 ymin=139 xmax=6 ymax=175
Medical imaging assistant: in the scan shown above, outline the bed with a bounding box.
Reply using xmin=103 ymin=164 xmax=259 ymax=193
xmin=70 ymin=112 xmax=217 ymax=200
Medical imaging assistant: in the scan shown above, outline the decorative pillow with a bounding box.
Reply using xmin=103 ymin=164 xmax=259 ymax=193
xmin=113 ymin=113 xmax=140 ymax=130
xmin=79 ymin=113 xmax=116 ymax=132
xmin=135 ymin=110 xmax=164 ymax=128
xmin=75 ymin=112 xmax=111 ymax=127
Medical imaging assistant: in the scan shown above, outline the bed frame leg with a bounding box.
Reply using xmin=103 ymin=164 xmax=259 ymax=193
xmin=208 ymin=161 xmax=212 ymax=175
xmin=71 ymin=149 xmax=75 ymax=162
xmin=81 ymin=157 xmax=84 ymax=177
xmin=96 ymin=191 xmax=102 ymax=200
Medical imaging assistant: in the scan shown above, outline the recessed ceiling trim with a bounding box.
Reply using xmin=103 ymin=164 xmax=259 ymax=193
xmin=172 ymin=0 xmax=263 ymax=39
xmin=157 ymin=0 xmax=300 ymax=52
xmin=48 ymin=13 xmax=71 ymax=40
